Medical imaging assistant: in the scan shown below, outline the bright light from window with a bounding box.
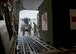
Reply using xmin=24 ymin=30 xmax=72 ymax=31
xmin=19 ymin=10 xmax=39 ymax=19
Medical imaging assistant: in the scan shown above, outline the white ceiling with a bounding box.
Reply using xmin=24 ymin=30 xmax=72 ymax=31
xmin=20 ymin=0 xmax=44 ymax=10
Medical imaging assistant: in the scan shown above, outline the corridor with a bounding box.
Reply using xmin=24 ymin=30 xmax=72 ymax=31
xmin=17 ymin=17 xmax=60 ymax=54
xmin=1 ymin=0 xmax=76 ymax=54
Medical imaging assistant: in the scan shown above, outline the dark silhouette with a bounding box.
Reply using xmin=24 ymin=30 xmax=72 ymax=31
xmin=28 ymin=24 xmax=32 ymax=35
xmin=33 ymin=22 xmax=36 ymax=36
xmin=21 ymin=24 xmax=25 ymax=36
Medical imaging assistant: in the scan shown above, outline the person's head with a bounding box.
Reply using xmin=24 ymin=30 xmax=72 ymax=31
xmin=33 ymin=22 xmax=35 ymax=24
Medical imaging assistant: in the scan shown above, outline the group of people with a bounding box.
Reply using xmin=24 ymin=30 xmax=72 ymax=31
xmin=21 ymin=22 xmax=37 ymax=36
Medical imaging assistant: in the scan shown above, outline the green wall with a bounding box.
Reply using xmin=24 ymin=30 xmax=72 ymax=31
xmin=38 ymin=0 xmax=53 ymax=45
